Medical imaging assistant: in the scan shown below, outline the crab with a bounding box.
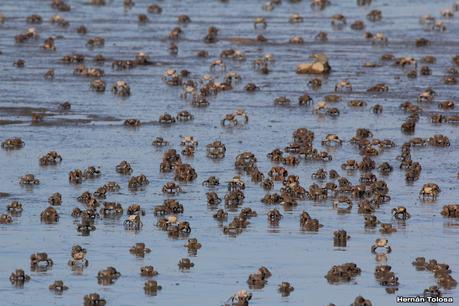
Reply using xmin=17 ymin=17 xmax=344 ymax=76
xmin=371 ymin=238 xmax=392 ymax=254
xmin=19 ymin=174 xmax=39 ymax=185
xmin=185 ymin=238 xmax=202 ymax=254
xmin=97 ymin=266 xmax=121 ymax=285
xmin=289 ymin=36 xmax=304 ymax=44
xmin=226 ymin=177 xmax=244 ymax=192
xmin=275 ymin=282 xmax=294 ymax=297
xmin=439 ymin=100 xmax=455 ymax=110
xmin=158 ymin=113 xmax=176 ymax=124
xmin=50 ymin=15 xmax=69 ymax=27
xmin=333 ymin=196 xmax=353 ymax=212
xmin=392 ymin=206 xmax=411 ymax=220
xmin=139 ymin=265 xmax=158 ymax=277
xmin=10 ymin=269 xmax=31 ymax=286
xmin=162 ymin=182 xmax=182 ymax=195
xmin=433 ymin=21 xmax=446 ymax=32
xmin=341 ymin=160 xmax=359 ymax=171
xmin=90 ymin=79 xmax=106 ymax=92
xmin=333 ymin=229 xmax=350 ymax=247
xmin=431 ymin=113 xmax=447 ymax=124
xmin=112 ymin=80 xmax=130 ymax=96
xmin=14 ymin=59 xmax=26 ymax=68
xmin=331 ymin=14 xmax=347 ymax=29
xmin=77 ymin=218 xmax=96 ymax=235
xmin=208 ymin=59 xmax=226 ymax=72
xmin=417 ymin=88 xmax=436 ymax=103
xmin=73 ymin=64 xmax=104 ymax=78
xmin=174 ymin=163 xmax=197 ymax=182
xmin=30 ymin=252 xmax=53 ymax=270
xmin=377 ymin=162 xmax=393 ymax=175
xmin=2 ymin=137 xmax=25 ymax=150
xmin=367 ymin=9 xmax=382 ymax=22
xmin=267 ymin=208 xmax=282 ymax=224
xmin=162 ymin=69 xmax=182 ymax=86
xmin=68 ymin=245 xmax=89 ymax=267
xmin=325 ymin=263 xmax=361 ymax=284
xmin=202 ymin=176 xmax=220 ymax=187
xmin=15 ymin=27 xmax=39 ymax=43
xmin=86 ymin=36 xmax=105 ymax=48
xmin=267 ymin=166 xmax=288 ymax=181
xmin=132 ymin=51 xmax=151 ymax=65
xmin=49 ymin=280 xmax=69 ymax=293
xmin=43 ymin=37 xmax=56 ymax=51
xmin=221 ymin=109 xmax=249 ymax=127
xmin=116 ymin=160 xmax=133 ymax=175
xmin=224 ymin=189 xmax=245 ymax=208
xmin=226 ymin=290 xmax=252 ymax=306
xmin=152 ymin=137 xmax=169 ymax=147
xmin=213 ymin=209 xmax=228 ymax=221
xmin=364 ymin=215 xmax=379 ymax=228
xmin=322 ymin=134 xmax=342 ymax=146
xmin=100 ymin=202 xmax=123 ymax=217
xmin=125 ymin=204 xmax=144 ymax=216
xmin=178 ymin=258 xmax=194 ymax=270
xmin=123 ymin=119 xmax=141 ymax=128
xmin=48 ymin=192 xmax=62 ymax=206
xmin=179 ymin=136 xmax=197 ymax=148
xmin=176 ymin=110 xmax=194 ymax=122
xmin=83 ymin=293 xmax=106 ymax=306
xmin=124 ymin=214 xmax=143 ymax=230
xmin=351 ymin=20 xmax=365 ymax=30
xmin=348 ymin=100 xmax=367 ymax=108
xmin=144 ymin=280 xmax=162 ymax=294
xmin=0 ymin=214 xmax=13 ymax=224
xmin=26 ymin=14 xmax=43 ymax=24
xmin=335 ymin=80 xmax=352 ymax=92
xmin=128 ymin=174 xmax=150 ymax=189
xmin=130 ymin=243 xmax=151 ymax=257
xmin=247 ymin=267 xmax=271 ymax=289
xmin=6 ymin=201 xmax=23 ymax=215
xmin=41 ymin=155 xmax=60 ymax=170
xmin=380 ymin=223 xmax=397 ymax=234
xmin=419 ymin=183 xmax=441 ymax=200
xmin=41 ymin=206 xmax=59 ymax=223
xmin=273 ymin=96 xmax=291 ymax=106
xmin=441 ymin=204 xmax=459 ymax=218
xmin=254 ymin=17 xmax=267 ymax=29
xmin=428 ymin=134 xmax=450 ymax=147
xmin=154 ymin=199 xmax=184 ymax=215
xmin=314 ymin=31 xmax=328 ymax=42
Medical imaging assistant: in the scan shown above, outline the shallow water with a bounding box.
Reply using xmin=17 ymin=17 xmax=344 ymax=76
xmin=1 ymin=0 xmax=459 ymax=305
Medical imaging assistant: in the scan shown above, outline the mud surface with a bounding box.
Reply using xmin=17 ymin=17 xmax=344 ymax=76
xmin=1 ymin=1 xmax=459 ymax=305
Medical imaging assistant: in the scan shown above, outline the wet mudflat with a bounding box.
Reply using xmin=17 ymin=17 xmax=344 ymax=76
xmin=1 ymin=0 xmax=459 ymax=305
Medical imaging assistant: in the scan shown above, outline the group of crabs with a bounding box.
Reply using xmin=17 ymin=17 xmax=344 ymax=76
xmin=2 ymin=0 xmax=459 ymax=305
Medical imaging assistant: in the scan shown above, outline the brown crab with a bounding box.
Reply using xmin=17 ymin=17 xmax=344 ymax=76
xmin=2 ymin=137 xmax=25 ymax=150
xmin=130 ymin=243 xmax=151 ymax=257
xmin=84 ymin=293 xmax=106 ymax=306
xmin=112 ymin=80 xmax=131 ymax=96
xmin=221 ymin=109 xmax=249 ymax=127
xmin=48 ymin=192 xmax=62 ymax=206
xmin=49 ymin=280 xmax=68 ymax=293
xmin=10 ymin=269 xmax=31 ymax=286
xmin=19 ymin=174 xmax=39 ymax=185
xmin=41 ymin=207 xmax=59 ymax=223
xmin=30 ymin=252 xmax=53 ymax=270
xmin=419 ymin=183 xmax=441 ymax=200
xmin=371 ymin=238 xmax=392 ymax=254
xmin=144 ymin=280 xmax=162 ymax=295
xmin=278 ymin=282 xmax=294 ymax=296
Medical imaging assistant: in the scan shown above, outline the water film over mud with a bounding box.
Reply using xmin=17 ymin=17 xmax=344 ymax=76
xmin=1 ymin=0 xmax=459 ymax=305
